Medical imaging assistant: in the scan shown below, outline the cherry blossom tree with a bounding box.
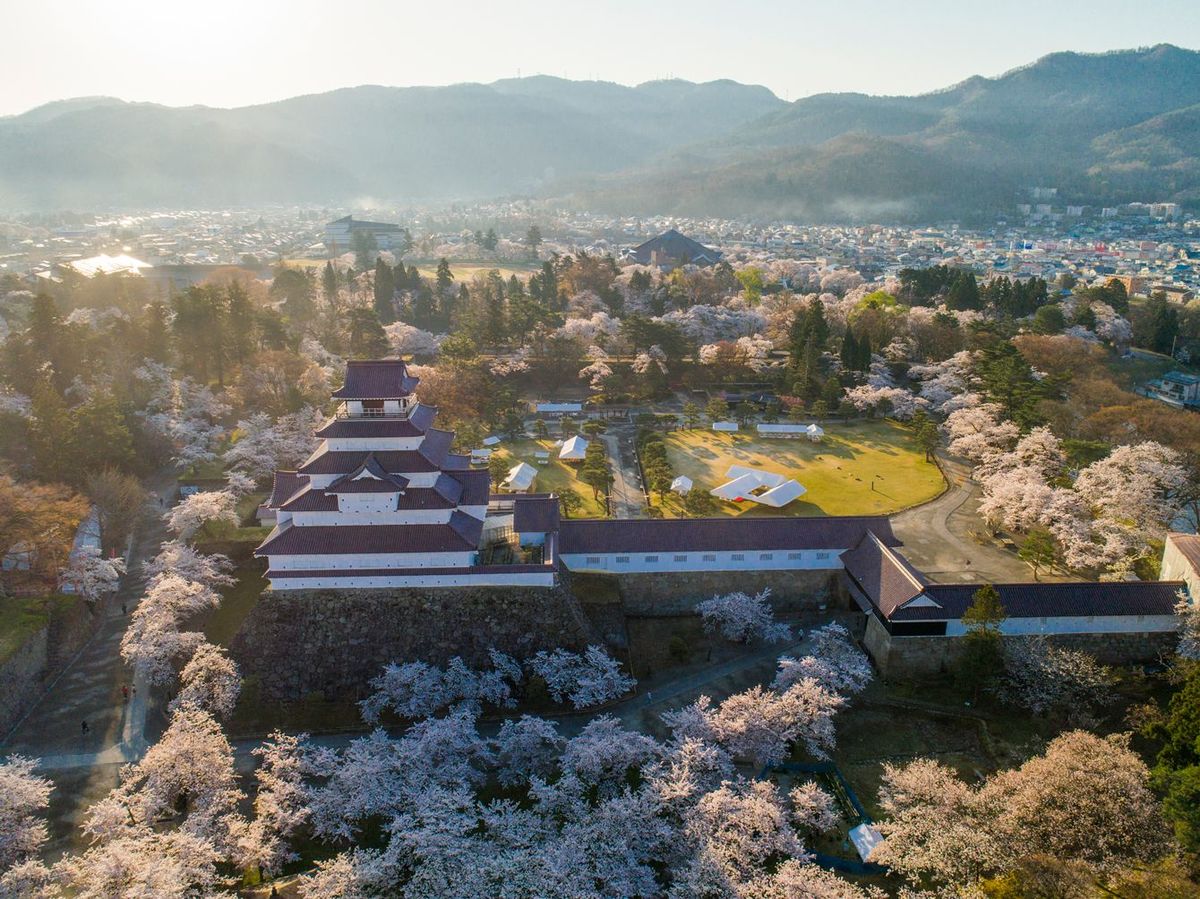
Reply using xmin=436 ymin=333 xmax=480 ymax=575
xmin=711 ymin=681 xmax=845 ymax=765
xmin=943 ymin=403 xmax=1019 ymax=462
xmin=169 ymin=643 xmax=242 ymax=719
xmin=143 ymin=541 xmax=235 ymax=589
xmin=873 ymin=731 xmax=1166 ymax=888
xmin=121 ymin=574 xmax=220 ymax=685
xmin=561 ymin=715 xmax=659 ymax=789
xmin=0 ymin=756 xmax=51 ymax=870
xmin=697 ymin=588 xmax=792 ymax=644
xmin=492 ymin=715 xmax=564 ymax=786
xmin=773 ymin=623 xmax=873 ymax=696
xmin=384 ymin=322 xmax=441 ymax=357
xmin=790 ymin=781 xmax=840 ymax=834
xmin=1176 ymin=591 xmax=1200 ymax=660
xmin=165 ymin=489 xmax=240 ymax=539
xmin=58 ymin=545 xmax=126 ymax=604
xmin=527 ymin=646 xmax=636 ymax=708
xmin=996 ymin=638 xmax=1112 ymax=714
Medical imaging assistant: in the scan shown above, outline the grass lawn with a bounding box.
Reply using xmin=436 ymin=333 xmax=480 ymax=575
xmin=493 ymin=438 xmax=607 ymax=518
xmin=653 ymin=420 xmax=945 ymax=518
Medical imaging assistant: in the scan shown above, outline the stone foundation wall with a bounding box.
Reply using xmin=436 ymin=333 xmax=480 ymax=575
xmin=230 ymin=585 xmax=599 ymax=701
xmin=865 ymin=614 xmax=1178 ymax=679
xmin=613 ymin=569 xmax=845 ymax=616
xmin=0 ymin=597 xmax=95 ymax=738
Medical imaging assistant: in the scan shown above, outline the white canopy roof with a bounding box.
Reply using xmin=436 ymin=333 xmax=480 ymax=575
xmin=559 ymin=434 xmax=589 ymax=460
xmin=670 ymin=475 xmax=693 ymax=494
xmin=481 ymin=435 xmax=501 ymax=446
xmin=806 ymin=423 xmax=825 ymax=438
xmin=504 ymin=462 xmax=538 ymax=491
xmin=725 ymin=465 xmax=787 ymax=489
xmin=710 ymin=473 xmax=766 ymax=501
xmin=712 ymin=421 xmax=739 ymax=432
xmin=756 ymin=423 xmax=806 ymax=434
xmin=753 ymin=480 xmax=807 ymax=507
xmin=849 ymin=823 xmax=884 ymax=863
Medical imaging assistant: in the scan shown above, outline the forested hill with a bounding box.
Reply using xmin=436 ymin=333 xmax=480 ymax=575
xmin=0 ymin=77 xmax=784 ymax=209
xmin=567 ymin=44 xmax=1200 ymax=221
xmin=2 ymin=45 xmax=1199 ymax=217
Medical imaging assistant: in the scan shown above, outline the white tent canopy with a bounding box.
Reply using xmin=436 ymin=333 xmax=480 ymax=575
xmin=754 ymin=480 xmax=807 ymax=507
xmin=712 ymin=421 xmax=738 ymax=432
xmin=504 ymin=462 xmax=538 ymax=491
xmin=559 ymin=434 xmax=589 ymax=461
xmin=481 ymin=435 xmax=501 ymax=446
xmin=806 ymin=423 xmax=825 ymax=441
xmin=670 ymin=475 xmax=693 ymax=495
xmin=725 ymin=465 xmax=787 ymax=489
xmin=710 ymin=473 xmax=767 ymax=502
xmin=711 ymin=465 xmax=805 ymax=508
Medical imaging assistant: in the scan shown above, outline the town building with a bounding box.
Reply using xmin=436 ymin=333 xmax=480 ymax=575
xmin=629 ymin=229 xmax=721 ymax=269
xmin=323 ymin=216 xmax=406 ymax=254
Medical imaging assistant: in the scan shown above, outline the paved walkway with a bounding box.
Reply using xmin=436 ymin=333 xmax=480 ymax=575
xmin=890 ymin=453 xmax=1054 ymax=584
xmin=601 ymin=427 xmax=648 ymax=519
xmin=2 ymin=471 xmax=178 ymax=768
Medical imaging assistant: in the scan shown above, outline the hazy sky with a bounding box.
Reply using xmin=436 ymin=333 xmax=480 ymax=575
xmin=2 ymin=0 xmax=1198 ymax=115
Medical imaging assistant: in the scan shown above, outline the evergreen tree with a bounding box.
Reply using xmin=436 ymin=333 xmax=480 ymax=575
xmin=435 ymin=258 xmax=455 ymax=296
xmin=322 ymin=261 xmax=338 ymax=303
xmin=373 ymin=258 xmax=396 ymax=324
xmin=225 ymin=282 xmax=256 ymax=364
xmin=345 ymin=308 xmax=389 ymax=359
xmin=946 ymin=272 xmax=982 ymax=311
xmin=73 ymin=391 xmax=136 ymax=476
xmin=957 ymin=584 xmax=1006 ymax=700
xmin=28 ymin=378 xmax=74 ymax=484
xmin=140 ymin=301 xmax=172 ymax=364
xmin=840 ymin=330 xmax=858 ymax=372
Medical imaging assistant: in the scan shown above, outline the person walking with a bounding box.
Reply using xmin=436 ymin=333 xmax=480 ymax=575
xmin=81 ymin=719 xmax=89 ymax=736
xmin=122 ymin=684 xmax=129 ymax=702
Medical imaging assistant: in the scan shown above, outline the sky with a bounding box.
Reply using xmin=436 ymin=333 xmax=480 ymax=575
xmin=2 ymin=0 xmax=1198 ymax=116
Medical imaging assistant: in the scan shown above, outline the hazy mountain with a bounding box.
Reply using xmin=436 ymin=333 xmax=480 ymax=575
xmin=571 ymin=44 xmax=1200 ymax=221
xmin=1 ymin=45 xmax=1197 ymax=218
xmin=0 ymin=78 xmax=784 ymax=209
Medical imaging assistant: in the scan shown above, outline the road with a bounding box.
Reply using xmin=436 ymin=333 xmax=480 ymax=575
xmin=890 ymin=452 xmax=1056 ymax=584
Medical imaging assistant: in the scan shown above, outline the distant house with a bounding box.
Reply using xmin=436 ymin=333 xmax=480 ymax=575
xmin=324 ymin=216 xmax=405 ymax=254
xmin=1144 ymin=371 xmax=1200 ymax=408
xmin=631 ymin=229 xmax=721 ymax=270
xmin=535 ymin=402 xmax=583 ymax=417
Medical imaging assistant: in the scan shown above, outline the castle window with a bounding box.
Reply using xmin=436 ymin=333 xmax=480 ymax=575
xmin=731 ymin=553 xmax=745 ymax=561
xmin=815 ymin=552 xmax=830 ymax=560
xmin=674 ymin=555 xmax=688 ymax=562
xmin=585 ymin=556 xmax=601 ymax=565
xmin=362 ymin=399 xmax=385 ymax=417
xmin=788 ymin=552 xmax=803 ymax=560
xmin=616 ymin=556 xmax=630 ymax=564
xmin=644 ymin=555 xmax=659 ymax=563
xmin=760 ymin=553 xmax=773 ymax=561
xmin=703 ymin=554 xmax=716 ymax=562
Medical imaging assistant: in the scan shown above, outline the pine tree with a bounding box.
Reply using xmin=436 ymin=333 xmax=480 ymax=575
xmin=322 ymin=261 xmax=338 ymax=303
xmin=373 ymin=258 xmax=396 ymax=324
xmin=840 ymin=330 xmax=858 ymax=372
xmin=225 ymin=282 xmax=256 ymax=364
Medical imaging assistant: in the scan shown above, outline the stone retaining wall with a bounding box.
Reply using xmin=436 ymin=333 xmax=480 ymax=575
xmin=230 ymin=585 xmax=598 ymax=701
xmin=612 ymin=569 xmax=844 ymax=616
xmin=0 ymin=596 xmax=95 ymax=738
xmin=865 ymin=613 xmax=1178 ymax=679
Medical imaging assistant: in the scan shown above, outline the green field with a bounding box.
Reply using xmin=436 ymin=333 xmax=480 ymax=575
xmin=493 ymin=438 xmax=607 ymax=518
xmin=654 ymin=421 xmax=945 ymax=517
